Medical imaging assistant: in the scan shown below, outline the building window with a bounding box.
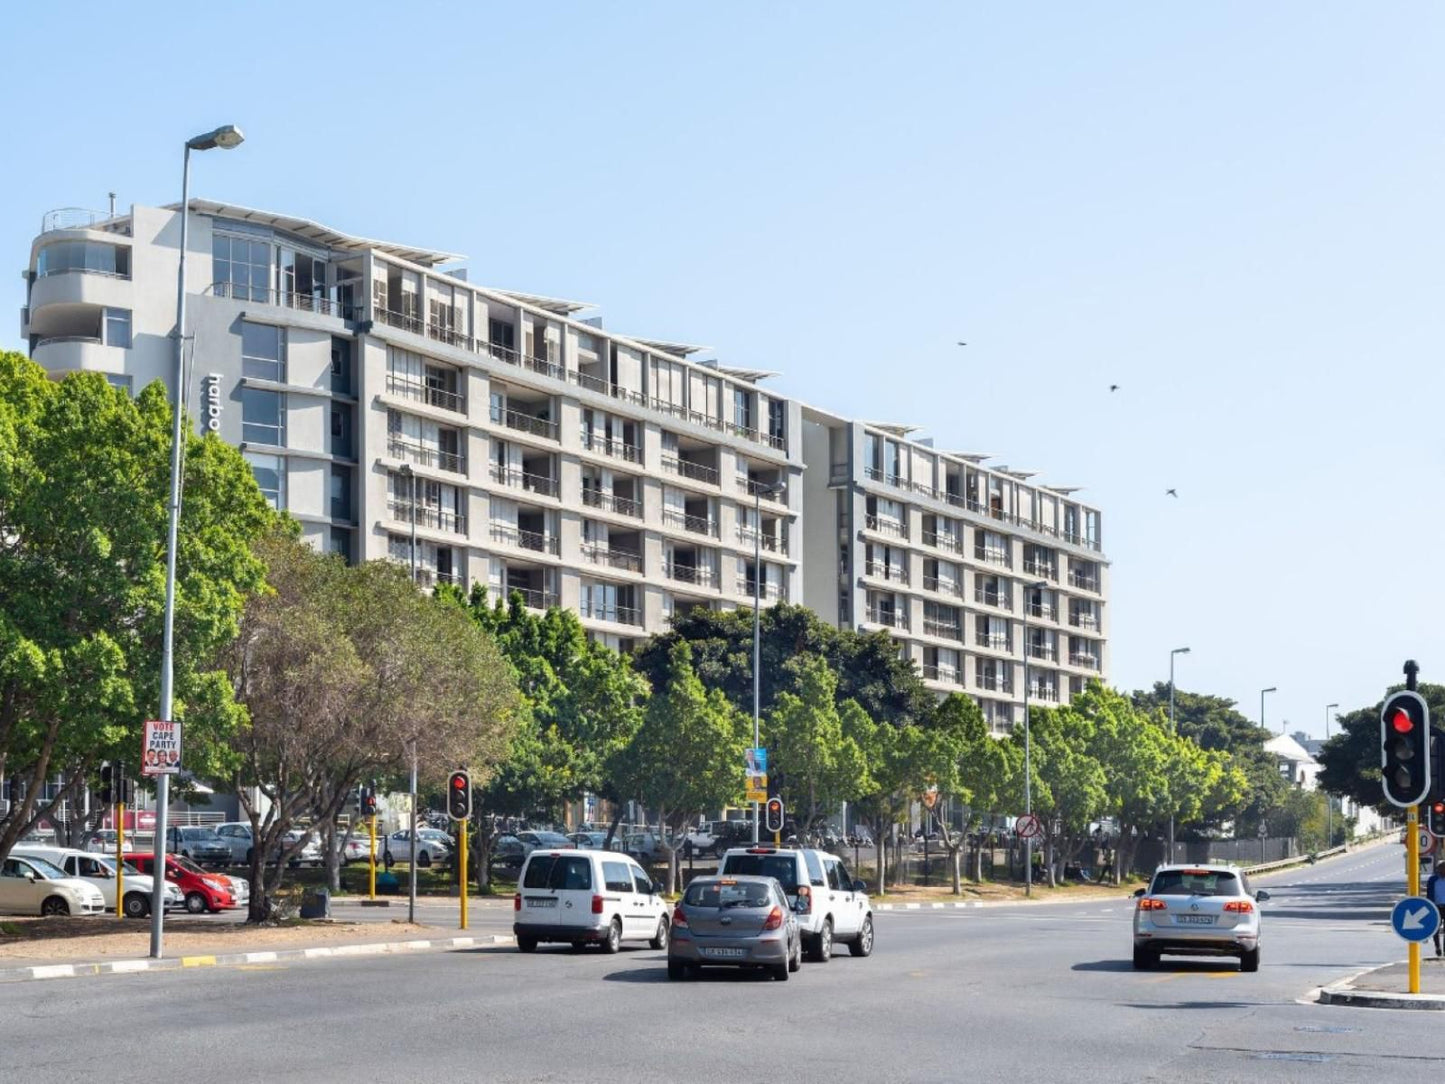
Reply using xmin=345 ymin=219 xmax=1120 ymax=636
xmin=734 ymin=388 xmax=753 ymax=431
xmin=244 ymin=452 xmax=285 ymax=508
xmin=768 ymin=398 xmax=786 ymax=445
xmin=242 ymin=388 xmax=284 ymax=446
xmin=213 ymin=234 xmax=271 ymax=301
xmin=330 ymin=337 xmax=352 ymax=395
xmin=241 ymin=322 xmax=284 ymax=382
xmin=104 ymin=374 xmax=133 ymax=396
xmin=330 ymin=405 xmax=353 ymax=458
xmin=330 ymin=465 xmax=353 ymax=521
xmin=329 ymin=527 xmax=353 ymax=563
xmin=36 ymin=240 xmax=131 ymax=278
xmin=103 ymin=308 xmax=131 ymax=349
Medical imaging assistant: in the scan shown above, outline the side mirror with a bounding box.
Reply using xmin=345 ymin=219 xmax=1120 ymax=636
xmin=852 ymin=879 xmax=867 ymax=893
xmin=1132 ymin=887 xmax=1146 ymax=898
xmin=1256 ymin=890 xmax=1271 ymax=902
xmin=651 ymin=881 xmax=665 ymax=895
xmin=25 ymin=873 xmax=36 ymax=884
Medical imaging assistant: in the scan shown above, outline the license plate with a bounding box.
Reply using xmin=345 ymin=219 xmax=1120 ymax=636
xmin=702 ymin=947 xmax=746 ymax=958
xmin=1176 ymin=915 xmax=1214 ymax=925
xmin=526 ymin=898 xmax=557 ymax=908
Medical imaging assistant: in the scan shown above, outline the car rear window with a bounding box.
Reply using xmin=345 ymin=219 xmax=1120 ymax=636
xmin=719 ymin=854 xmax=799 ymax=892
xmin=523 ymin=855 xmax=593 ymax=891
xmin=1150 ymin=870 xmax=1241 ymax=897
xmin=684 ymin=881 xmax=772 ymax=908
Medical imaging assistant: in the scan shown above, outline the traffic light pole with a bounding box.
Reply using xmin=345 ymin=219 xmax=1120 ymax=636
xmin=1408 ymin=803 xmax=1421 ymax=994
xmin=368 ymin=814 xmax=377 ymax=900
xmin=115 ymin=799 xmax=125 ymax=922
xmin=459 ymin=821 xmax=468 ymax=931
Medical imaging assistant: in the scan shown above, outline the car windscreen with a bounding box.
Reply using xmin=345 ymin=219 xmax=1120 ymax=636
xmin=523 ymin=855 xmax=593 ymax=891
xmin=720 ymin=854 xmax=798 ymax=893
xmin=183 ymin=828 xmax=221 ymax=841
xmin=21 ymin=856 xmax=67 ymax=879
xmin=684 ymin=880 xmax=772 ymax=909
xmin=1150 ymin=870 xmax=1241 ymax=897
xmin=172 ymin=855 xmax=206 ymax=876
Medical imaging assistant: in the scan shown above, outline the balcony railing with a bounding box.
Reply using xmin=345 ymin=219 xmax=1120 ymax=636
xmin=489 ymin=463 xmax=559 ymax=499
xmin=386 ymin=499 xmax=467 ymax=536
xmin=922 ymin=575 xmax=962 ymax=597
xmin=1069 ymin=611 xmax=1099 ymax=630
xmin=1023 ymin=558 xmax=1057 ymax=580
xmin=737 ymin=526 xmax=783 ymax=554
xmin=739 ymin=477 xmax=787 ymax=502
xmin=523 ymin=353 xmax=567 ymax=383
xmin=579 ymin=601 xmax=643 ymax=627
xmin=923 ymin=618 xmax=963 ymax=641
xmin=921 ymin=664 xmax=963 ymax=685
xmin=374 ymin=307 xmax=426 ymax=335
xmin=922 ymin=530 xmax=964 ymax=555
xmin=1027 ymin=643 xmax=1057 ymax=661
xmin=387 ymin=435 xmax=464 ymax=474
xmin=975 ymin=548 xmax=1011 ymax=568
xmin=506 ymin=586 xmax=558 ymax=611
xmin=662 ymin=455 xmax=719 ymax=485
xmin=663 ymin=509 xmax=717 ymax=537
xmin=666 ymin=564 xmax=717 ymax=588
xmin=580 ymin=430 xmax=642 ymax=463
xmin=975 ymin=673 xmax=1012 ymax=693
xmin=214 ymin=281 xmax=358 ymax=320
xmin=581 ymin=488 xmax=644 ymax=519
xmin=864 ymin=561 xmax=908 ymax=584
xmin=385 ymin=372 xmax=466 ymax=415
xmin=1027 ymin=602 xmax=1056 ymax=620
xmin=739 ymin=578 xmax=783 ymax=601
xmin=974 ymin=588 xmax=1011 ymax=609
xmin=1028 ymin=684 xmax=1060 ymax=703
xmin=1069 ymin=652 xmax=1100 ymax=671
xmin=412 ymin=568 xmax=459 ymax=590
xmin=34 ymin=335 xmax=104 ymax=350
xmin=864 ymin=605 xmax=909 ymax=630
xmin=1068 ymin=570 xmax=1101 ymax=592
xmin=489 ymin=523 xmax=559 ymax=555
xmin=977 ymin=634 xmax=1010 ymax=652
xmin=581 ymin=543 xmax=643 ymax=574
xmin=491 ymin=406 xmax=558 ymax=441
xmin=864 ymin=515 xmax=908 ymax=540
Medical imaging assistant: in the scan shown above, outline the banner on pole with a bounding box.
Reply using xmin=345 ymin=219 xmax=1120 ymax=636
xmin=141 ymin=720 xmax=182 ymax=777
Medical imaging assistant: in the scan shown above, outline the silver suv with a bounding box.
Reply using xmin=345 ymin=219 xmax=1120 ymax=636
xmin=718 ymin=845 xmax=874 ymax=962
xmin=1132 ymin=863 xmax=1269 ymax=972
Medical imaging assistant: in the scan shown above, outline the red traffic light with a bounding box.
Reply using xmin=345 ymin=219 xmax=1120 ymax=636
xmin=1391 ymin=709 xmax=1415 ymax=734
xmin=452 ymin=775 xmax=466 ymax=788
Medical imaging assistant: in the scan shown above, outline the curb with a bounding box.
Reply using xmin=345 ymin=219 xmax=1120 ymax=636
xmin=0 ymin=934 xmax=515 ymax=984
xmin=1318 ymin=984 xmax=1445 ymax=1011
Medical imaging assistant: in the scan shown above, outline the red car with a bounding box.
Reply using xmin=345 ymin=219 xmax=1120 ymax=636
xmin=126 ymin=852 xmax=236 ymax=914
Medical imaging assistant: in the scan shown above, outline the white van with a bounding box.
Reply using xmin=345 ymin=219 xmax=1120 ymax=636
xmin=513 ymin=849 xmax=669 ymax=954
xmin=13 ymin=845 xmax=182 ymax=918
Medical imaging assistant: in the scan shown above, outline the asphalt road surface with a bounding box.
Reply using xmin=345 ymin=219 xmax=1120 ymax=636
xmin=2 ymin=842 xmax=1436 ymax=1084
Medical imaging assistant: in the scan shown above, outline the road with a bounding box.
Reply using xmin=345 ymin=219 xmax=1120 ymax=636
xmin=2 ymin=843 xmax=1437 ymax=1083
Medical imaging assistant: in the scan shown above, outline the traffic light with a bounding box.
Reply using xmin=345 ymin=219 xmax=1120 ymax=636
xmin=362 ymin=787 xmax=378 ymax=817
xmin=765 ymin=797 xmax=785 ymax=834
xmin=1380 ymin=690 xmax=1431 ymax=807
xmin=447 ymin=770 xmax=472 ymax=820
xmin=99 ymin=765 xmax=114 ymax=805
xmin=1430 ymin=800 xmax=1445 ymax=838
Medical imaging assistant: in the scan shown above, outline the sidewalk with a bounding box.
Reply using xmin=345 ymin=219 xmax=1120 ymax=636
xmin=1319 ymin=956 xmax=1445 ymax=1010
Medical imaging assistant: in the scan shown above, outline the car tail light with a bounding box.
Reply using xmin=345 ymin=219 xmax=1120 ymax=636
xmin=1138 ymin=897 xmax=1167 ymax=911
xmin=763 ymin=906 xmax=784 ymax=931
xmin=1223 ymin=900 xmax=1254 ymax=914
xmin=672 ymin=905 xmax=688 ymax=928
xmin=513 ymin=893 xmax=521 ymax=912
xmin=592 ymin=894 xmax=604 ymax=914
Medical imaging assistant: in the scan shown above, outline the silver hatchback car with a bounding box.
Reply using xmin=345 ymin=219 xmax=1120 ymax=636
xmin=668 ymin=875 xmax=802 ymax=981
xmin=1133 ymin=863 xmax=1269 ymax=972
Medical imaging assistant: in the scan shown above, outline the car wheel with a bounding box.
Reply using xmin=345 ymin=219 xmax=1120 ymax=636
xmin=1240 ymin=947 xmax=1260 ymax=973
xmin=650 ymin=918 xmax=669 ymax=951
xmin=184 ymin=892 xmax=208 ymax=915
xmin=122 ymin=893 xmax=150 ymax=919
xmin=773 ymin=960 xmax=790 ymax=981
xmin=517 ymin=936 xmax=538 ymax=953
xmin=1132 ymin=945 xmax=1155 ymax=970
xmin=849 ymin=915 xmax=874 ymax=957
xmin=602 ymin=917 xmax=622 ymax=954
xmin=788 ymin=935 xmax=802 ymax=973
xmin=808 ymin=920 xmax=833 ymax=963
xmin=417 ymin=851 xmax=432 ymax=869
xmin=41 ymin=896 xmax=70 ymax=917
xmin=667 ymin=959 xmax=689 ymax=980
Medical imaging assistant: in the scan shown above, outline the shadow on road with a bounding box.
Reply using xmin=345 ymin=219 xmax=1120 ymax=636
xmin=604 ymin=966 xmax=778 ymax=983
xmin=1073 ymin=958 xmax=1240 ymax=974
xmin=1120 ymin=1001 xmax=1256 ymax=1010
xmin=1072 ymin=960 xmax=1135 ymax=972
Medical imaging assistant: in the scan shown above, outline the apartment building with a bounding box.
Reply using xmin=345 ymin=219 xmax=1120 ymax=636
xmin=21 ymin=201 xmax=802 ymax=649
xmin=800 ymin=408 xmax=1109 ymax=734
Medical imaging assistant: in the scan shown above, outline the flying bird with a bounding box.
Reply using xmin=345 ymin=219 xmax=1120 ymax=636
xmin=957 ymin=341 xmax=967 ymax=346
xmin=1166 ymin=489 xmax=1178 ymax=498
xmin=1109 ymin=384 xmax=1119 ymax=392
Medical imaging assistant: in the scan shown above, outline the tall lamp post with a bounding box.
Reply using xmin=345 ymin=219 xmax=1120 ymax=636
xmin=1324 ymin=702 xmax=1339 ymax=847
xmin=1167 ymin=647 xmax=1191 ymax=864
xmin=151 ymin=123 xmax=244 ymax=959
xmin=399 ymin=463 xmax=419 ymax=924
xmin=1021 ymin=580 xmax=1048 ymax=897
xmin=1261 ymin=686 xmax=1278 ymax=734
xmin=750 ymin=479 xmax=784 ymax=843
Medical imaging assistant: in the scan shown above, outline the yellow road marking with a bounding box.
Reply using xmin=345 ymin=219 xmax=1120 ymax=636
xmin=180 ymin=955 xmax=217 ymax=967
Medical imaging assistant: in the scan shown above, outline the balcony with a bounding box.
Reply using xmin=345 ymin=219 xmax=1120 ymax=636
xmin=977 ymin=634 xmax=1010 ymax=652
xmin=974 ymin=588 xmax=1011 ymax=610
xmin=864 ymin=561 xmax=908 ymax=585
xmin=412 ymin=568 xmax=459 ymax=590
xmin=666 ymin=564 xmax=717 ymax=588
xmin=737 ymin=526 xmax=784 ymax=554
xmin=1069 ymin=611 xmax=1099 ymax=630
xmin=581 ymin=543 xmax=643 ymax=574
xmin=864 ymin=515 xmax=908 ymax=540
xmin=729 ymin=422 xmax=787 ymax=452
xmin=493 ymin=406 xmax=558 ymax=442
xmin=922 ymin=575 xmax=962 ymax=598
xmin=1028 ymin=684 xmax=1060 ymax=703
xmin=386 ymin=499 xmax=467 ymax=536
xmin=581 ymin=489 xmax=643 ymax=519
xmin=739 ymin=477 xmax=787 ymax=503
xmin=217 ymin=282 xmax=357 ymax=321
xmin=1027 ymin=643 xmax=1057 ymax=662
xmin=385 ymin=373 xmax=466 ymax=415
xmin=740 ymin=578 xmax=783 ymax=601
xmin=1068 ymin=570 xmax=1101 ymax=593
xmin=579 ymin=601 xmax=643 ymax=627
xmin=864 ymin=605 xmax=909 ymax=630
xmin=489 ymin=464 xmax=559 ymax=499
xmin=489 ymin=523 xmax=559 ymax=556
xmin=975 ymin=548 xmax=1011 ymax=569
xmin=522 ymin=352 xmax=567 ymax=383
xmin=1069 ymin=652 xmax=1100 ymax=671
xmin=1026 ymin=602 xmax=1056 ymax=621
xmin=580 ymin=430 xmax=642 ymax=464
xmin=1023 ymin=558 xmax=1057 ymax=580
xmin=375 ymin=307 xmax=426 ymax=336
xmin=506 ymin=586 xmax=558 ymax=611
xmin=921 ymin=665 xmax=963 ymax=685
xmin=922 ymin=530 xmax=964 ymax=555
xmin=387 ymin=435 xmax=464 ymax=474
xmin=923 ymin=618 xmax=963 ymax=641
xmin=663 ymin=509 xmax=717 ymax=537
xmin=975 ymin=673 xmax=1012 ymax=694
xmin=662 ymin=455 xmax=719 ymax=486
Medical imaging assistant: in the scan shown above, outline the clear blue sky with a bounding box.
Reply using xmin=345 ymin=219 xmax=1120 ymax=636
xmin=6 ymin=2 xmax=1441 ymax=736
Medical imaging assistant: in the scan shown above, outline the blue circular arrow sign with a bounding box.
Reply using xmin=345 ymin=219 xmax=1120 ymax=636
xmin=1391 ymin=896 xmax=1440 ymax=942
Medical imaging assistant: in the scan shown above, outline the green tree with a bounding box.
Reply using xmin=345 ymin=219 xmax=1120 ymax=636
xmin=0 ymin=356 xmax=274 ymax=863
xmin=1020 ymin=703 xmax=1107 ymax=887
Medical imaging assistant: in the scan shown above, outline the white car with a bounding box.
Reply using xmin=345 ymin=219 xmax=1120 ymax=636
xmin=513 ymin=849 xmax=669 ymax=953
xmin=214 ymin=822 xmax=323 ymax=867
xmin=384 ymin=828 xmax=453 ymax=868
xmin=718 ymin=845 xmax=874 ymax=961
xmin=1132 ymin=863 xmax=1269 ymax=972
xmin=13 ymin=845 xmax=183 ymax=917
xmin=0 ymin=854 xmax=106 ymax=916
xmin=216 ymin=872 xmax=251 ymax=909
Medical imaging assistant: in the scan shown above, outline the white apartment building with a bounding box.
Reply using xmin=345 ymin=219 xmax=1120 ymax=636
xmin=801 ymin=407 xmax=1109 ymax=733
xmin=21 ymin=201 xmax=802 ymax=649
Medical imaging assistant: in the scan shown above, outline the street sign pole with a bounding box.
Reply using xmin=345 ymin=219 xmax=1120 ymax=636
xmin=1407 ymin=803 xmax=1421 ymax=993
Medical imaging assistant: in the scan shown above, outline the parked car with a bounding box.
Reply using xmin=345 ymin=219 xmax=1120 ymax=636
xmin=492 ymin=835 xmax=527 ymax=871
xmin=340 ymin=831 xmax=380 ymax=864
xmin=682 ymin=824 xmax=717 ymax=857
xmin=165 ymin=826 xmax=231 ymax=868
xmin=515 ymin=831 xmax=574 ymax=852
xmin=513 ymin=849 xmax=668 ymax=953
xmin=281 ymin=829 xmax=324 ymax=868
xmin=384 ymin=828 xmax=453 ymax=868
xmin=215 ymin=871 xmax=251 ymax=910
xmin=13 ymin=844 xmax=182 ymax=918
xmin=0 ymin=854 xmax=106 ymax=916
xmin=126 ymin=852 xmax=236 ymax=914
xmin=1132 ymin=863 xmax=1268 ymax=972
xmin=213 ymin=822 xmax=323 ymax=867
xmin=718 ymin=845 xmax=874 ymax=962
xmin=623 ymin=831 xmax=669 ymax=862
xmin=667 ymin=874 xmax=802 ymax=981
xmin=82 ymin=830 xmax=119 ymax=854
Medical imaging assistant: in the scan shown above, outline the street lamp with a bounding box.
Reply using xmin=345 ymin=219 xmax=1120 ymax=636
xmin=1261 ymin=686 xmax=1278 ymax=734
xmin=398 ymin=463 xmax=419 ymax=924
xmin=1022 ymin=580 xmax=1048 ymax=898
xmin=151 ymin=123 xmax=245 ymax=959
xmin=750 ymin=479 xmax=784 ymax=843
xmin=1324 ymin=702 xmax=1339 ymax=847
xmin=1168 ymin=647 xmax=1190 ymax=864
